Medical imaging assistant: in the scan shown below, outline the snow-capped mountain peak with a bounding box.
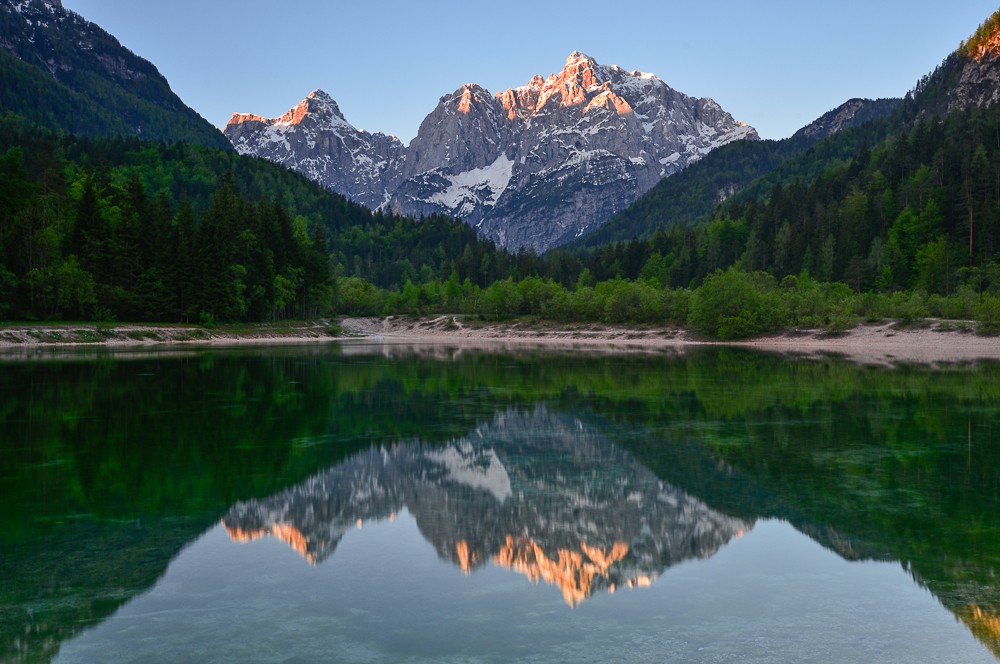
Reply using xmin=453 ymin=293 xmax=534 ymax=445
xmin=285 ymin=89 xmax=349 ymax=125
xmin=225 ymin=52 xmax=757 ymax=251
xmin=225 ymin=89 xmax=403 ymax=209
xmin=227 ymin=89 xmax=352 ymax=132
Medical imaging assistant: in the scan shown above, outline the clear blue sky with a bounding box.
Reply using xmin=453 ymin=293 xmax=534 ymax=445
xmin=63 ymin=1 xmax=1000 ymax=143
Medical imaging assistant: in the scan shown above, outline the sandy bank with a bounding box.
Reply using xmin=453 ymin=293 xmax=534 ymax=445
xmin=0 ymin=317 xmax=997 ymax=366
xmin=0 ymin=321 xmax=338 ymax=349
xmin=340 ymin=316 xmax=1000 ymax=366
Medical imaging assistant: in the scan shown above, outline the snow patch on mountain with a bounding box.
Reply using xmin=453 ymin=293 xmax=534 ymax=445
xmin=426 ymin=153 xmax=514 ymax=217
xmin=225 ymin=52 xmax=757 ymax=251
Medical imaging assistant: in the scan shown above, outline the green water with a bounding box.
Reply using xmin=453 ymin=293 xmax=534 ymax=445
xmin=3 ymin=343 xmax=1000 ymax=662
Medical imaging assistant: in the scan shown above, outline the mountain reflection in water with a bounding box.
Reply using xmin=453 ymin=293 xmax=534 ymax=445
xmin=5 ymin=346 xmax=1000 ymax=662
xmin=223 ymin=407 xmax=751 ymax=606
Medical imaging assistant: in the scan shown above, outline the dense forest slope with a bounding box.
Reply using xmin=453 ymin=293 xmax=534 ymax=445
xmin=0 ymin=0 xmax=230 ymax=149
xmin=0 ymin=119 xmax=517 ymax=322
xmin=575 ymin=98 xmax=902 ymax=248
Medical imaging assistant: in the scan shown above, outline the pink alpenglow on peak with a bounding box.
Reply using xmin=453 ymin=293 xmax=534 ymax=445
xmin=225 ymin=52 xmax=757 ymax=252
xmin=224 ymin=89 xmax=403 ymax=209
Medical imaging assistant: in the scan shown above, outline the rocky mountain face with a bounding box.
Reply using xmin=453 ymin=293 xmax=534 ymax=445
xmin=225 ymin=90 xmax=403 ymax=208
xmin=571 ymin=95 xmax=903 ymax=249
xmin=0 ymin=0 xmax=231 ymax=149
xmin=791 ymin=97 xmax=901 ymax=142
xmin=223 ymin=407 xmax=752 ymax=606
xmin=225 ymin=52 xmax=756 ymax=251
xmin=950 ymin=33 xmax=1000 ymax=111
xmin=911 ymin=11 xmax=1000 ymax=117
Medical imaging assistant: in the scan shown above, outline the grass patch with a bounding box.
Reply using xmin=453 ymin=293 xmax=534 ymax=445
xmin=72 ymin=329 xmax=104 ymax=343
xmin=819 ymin=328 xmax=850 ymax=338
xmin=26 ymin=330 xmax=65 ymax=342
xmin=890 ymin=318 xmax=932 ymax=330
xmin=935 ymin=320 xmax=974 ymax=333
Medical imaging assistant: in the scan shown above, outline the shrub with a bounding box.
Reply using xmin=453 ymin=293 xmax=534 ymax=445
xmin=854 ymin=292 xmax=889 ymax=323
xmin=479 ymin=279 xmax=522 ymax=321
xmin=597 ymin=279 xmax=662 ymax=324
xmin=688 ymin=268 xmax=785 ymax=340
xmin=663 ymin=289 xmax=691 ymax=326
xmin=976 ymin=295 xmax=1000 ymax=335
xmin=824 ymin=304 xmax=856 ymax=335
xmin=927 ymin=286 xmax=978 ymax=320
xmin=336 ymin=277 xmax=384 ymax=316
xmin=889 ymin=291 xmax=930 ymax=326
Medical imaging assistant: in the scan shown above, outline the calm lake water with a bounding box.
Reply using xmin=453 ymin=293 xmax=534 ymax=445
xmin=3 ymin=342 xmax=1000 ymax=662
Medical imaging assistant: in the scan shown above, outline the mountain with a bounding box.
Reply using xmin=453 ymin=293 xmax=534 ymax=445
xmin=790 ymin=97 xmax=902 ymax=141
xmin=0 ymin=0 xmax=230 ymax=149
xmin=572 ymin=8 xmax=1000 ymax=295
xmin=574 ymin=97 xmax=901 ymax=249
xmin=953 ymin=16 xmax=1000 ymax=110
xmin=225 ymin=90 xmax=403 ymax=208
xmin=225 ymin=52 xmax=756 ymax=252
xmin=576 ymin=9 xmax=1000 ymax=253
xmin=908 ymin=9 xmax=1000 ymax=118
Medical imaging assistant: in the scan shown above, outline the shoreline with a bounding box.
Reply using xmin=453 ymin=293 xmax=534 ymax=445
xmin=0 ymin=316 xmax=997 ymax=365
xmin=0 ymin=321 xmax=339 ymax=349
xmin=339 ymin=316 xmax=1000 ymax=366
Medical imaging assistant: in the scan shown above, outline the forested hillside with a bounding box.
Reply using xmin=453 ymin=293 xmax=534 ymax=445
xmin=0 ymin=118 xmax=518 ymax=322
xmin=562 ymin=12 xmax=1000 ymax=301
xmin=0 ymin=0 xmax=231 ymax=149
xmin=575 ymin=98 xmax=901 ymax=248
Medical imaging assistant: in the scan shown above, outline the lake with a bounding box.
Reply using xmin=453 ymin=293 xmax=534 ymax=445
xmin=3 ymin=342 xmax=1000 ymax=662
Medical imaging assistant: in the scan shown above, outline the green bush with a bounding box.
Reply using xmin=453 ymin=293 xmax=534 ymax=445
xmin=854 ymin=292 xmax=890 ymax=323
xmin=566 ymin=286 xmax=602 ymax=322
xmin=663 ymin=288 xmax=691 ymax=326
xmin=927 ymin=286 xmax=978 ymax=320
xmin=777 ymin=273 xmax=856 ymax=330
xmin=975 ymin=295 xmax=1000 ymax=335
xmin=824 ymin=304 xmax=856 ymax=335
xmin=479 ymin=279 xmax=522 ymax=321
xmin=335 ymin=277 xmax=384 ymax=316
xmin=688 ymin=268 xmax=785 ymax=340
xmin=595 ymin=279 xmax=664 ymax=324
xmin=889 ymin=291 xmax=930 ymax=325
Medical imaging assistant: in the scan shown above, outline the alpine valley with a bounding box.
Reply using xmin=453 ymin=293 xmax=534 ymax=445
xmin=8 ymin=4 xmax=1000 ymax=663
xmin=225 ymin=52 xmax=757 ymax=251
xmin=4 ymin=0 xmax=1000 ymax=334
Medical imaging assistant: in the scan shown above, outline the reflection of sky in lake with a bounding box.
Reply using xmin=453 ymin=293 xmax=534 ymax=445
xmin=56 ymin=516 xmax=994 ymax=664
